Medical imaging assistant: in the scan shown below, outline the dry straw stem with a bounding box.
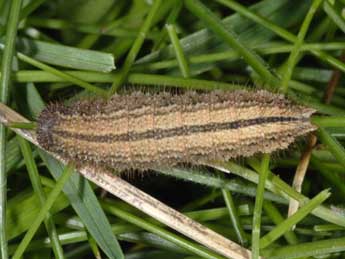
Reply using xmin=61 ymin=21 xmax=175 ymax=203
xmin=288 ymin=134 xmax=317 ymax=220
xmin=0 ymin=103 xmax=253 ymax=259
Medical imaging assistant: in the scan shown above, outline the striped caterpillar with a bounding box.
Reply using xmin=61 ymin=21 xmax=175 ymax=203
xmin=37 ymin=90 xmax=317 ymax=171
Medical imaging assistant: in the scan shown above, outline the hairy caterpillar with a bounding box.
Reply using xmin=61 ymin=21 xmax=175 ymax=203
xmin=37 ymin=90 xmax=317 ymax=171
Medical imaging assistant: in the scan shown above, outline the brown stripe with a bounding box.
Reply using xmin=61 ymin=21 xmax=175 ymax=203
xmin=52 ymin=116 xmax=301 ymax=143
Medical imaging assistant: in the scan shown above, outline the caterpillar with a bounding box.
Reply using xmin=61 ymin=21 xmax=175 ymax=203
xmin=36 ymin=90 xmax=317 ymax=171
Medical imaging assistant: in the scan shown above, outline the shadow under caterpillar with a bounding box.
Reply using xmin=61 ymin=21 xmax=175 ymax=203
xmin=37 ymin=90 xmax=317 ymax=171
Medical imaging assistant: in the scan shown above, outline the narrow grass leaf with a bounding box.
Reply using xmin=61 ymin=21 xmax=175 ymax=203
xmin=221 ymin=189 xmax=247 ymax=245
xmin=39 ymin=151 xmax=124 ymax=259
xmin=17 ymin=136 xmax=64 ymax=258
xmin=251 ymin=154 xmax=270 ymax=259
xmin=13 ymin=71 xmax=243 ymax=90
xmin=311 ymin=155 xmax=345 ymax=197
xmin=18 ymin=39 xmax=116 ymax=72
xmin=312 ymin=116 xmax=345 ymax=128
xmin=280 ymin=0 xmax=323 ymax=92
xmin=109 ymin=0 xmax=162 ymax=94
xmin=317 ymin=127 xmax=345 ymax=169
xmin=138 ymin=0 xmax=310 ymax=64
xmin=166 ymin=24 xmax=190 ymax=78
xmin=212 ymin=161 xmax=345 ymax=227
xmin=102 ymin=202 xmax=227 ymax=259
xmin=263 ymin=201 xmax=299 ymax=245
xmin=260 ymin=189 xmax=330 ymax=249
xmin=262 ymin=237 xmax=345 ymax=259
xmin=157 ymin=167 xmax=286 ymax=204
xmin=10 ymin=51 xmax=108 ymax=96
xmin=185 ymin=0 xmax=278 ymax=86
xmin=7 ymin=187 xmax=69 ymax=240
xmin=0 ymin=1 xmax=23 ymax=258
xmin=323 ymin=0 xmax=345 ymax=33
xmin=12 ymin=163 xmax=74 ymax=259
xmin=6 ymin=137 xmax=22 ymax=173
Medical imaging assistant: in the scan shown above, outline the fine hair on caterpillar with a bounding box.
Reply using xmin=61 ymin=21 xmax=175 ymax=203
xmin=36 ymin=89 xmax=317 ymax=171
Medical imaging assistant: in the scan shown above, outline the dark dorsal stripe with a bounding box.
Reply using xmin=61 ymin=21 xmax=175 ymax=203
xmin=52 ymin=116 xmax=301 ymax=143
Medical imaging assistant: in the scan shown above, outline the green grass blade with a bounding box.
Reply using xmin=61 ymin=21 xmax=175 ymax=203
xmin=39 ymin=151 xmax=124 ymax=259
xmin=251 ymin=154 xmax=270 ymax=259
xmin=280 ymin=0 xmax=323 ymax=92
xmin=18 ymin=39 xmax=116 ymax=72
xmin=7 ymin=187 xmax=69 ymax=240
xmin=102 ymin=202 xmax=227 ymax=259
xmin=157 ymin=167 xmax=286 ymax=204
xmin=260 ymin=189 xmax=330 ymax=249
xmin=323 ymin=0 xmax=345 ymax=33
xmin=17 ymin=136 xmax=64 ymax=258
xmin=262 ymin=237 xmax=345 ymax=259
xmin=213 ymin=161 xmax=345 ymax=227
xmin=138 ymin=0 xmax=309 ymax=64
xmin=166 ymin=23 xmax=190 ymax=78
xmin=311 ymin=116 xmax=345 ymax=127
xmin=214 ymin=0 xmax=345 ymax=89
xmin=317 ymin=127 xmax=345 ymax=169
xmin=185 ymin=0 xmax=278 ymax=86
xmin=109 ymin=0 xmax=162 ymax=94
xmin=221 ymin=189 xmax=248 ymax=245
xmin=263 ymin=201 xmax=298 ymax=245
xmin=0 ymin=1 xmax=22 ymax=258
xmin=14 ymin=52 xmax=108 ymax=96
xmin=5 ymin=137 xmax=22 ymax=173
xmin=13 ymin=71 xmax=243 ymax=90
xmin=311 ymin=155 xmax=345 ymax=197
xmin=12 ymin=163 xmax=74 ymax=259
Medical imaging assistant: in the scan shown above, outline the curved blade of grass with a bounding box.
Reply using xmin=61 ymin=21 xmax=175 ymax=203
xmin=279 ymin=0 xmax=323 ymax=92
xmin=184 ymin=0 xmax=278 ymax=86
xmin=135 ymin=42 xmax=345 ymax=72
xmin=17 ymin=135 xmax=64 ymax=258
xmin=12 ymin=71 xmax=244 ymax=90
xmin=146 ymin=1 xmax=310 ymax=76
xmin=14 ymin=51 xmax=108 ymax=97
xmin=323 ymin=0 xmax=345 ymax=34
xmin=109 ymin=0 xmax=162 ymax=94
xmin=12 ymin=163 xmax=74 ymax=259
xmin=156 ymin=168 xmax=286 ymax=204
xmin=38 ymin=151 xmax=124 ymax=259
xmin=5 ymin=137 xmax=22 ymax=173
xmin=0 ymin=46 xmax=108 ymax=96
xmin=262 ymin=237 xmax=345 ymax=259
xmin=102 ymin=203 xmax=226 ymax=259
xmin=138 ymin=0 xmax=309 ymax=64
xmin=311 ymin=116 xmax=345 ymax=127
xmin=311 ymin=155 xmax=345 ymax=197
xmin=221 ymin=189 xmax=248 ymax=246
xmin=214 ymin=0 xmax=345 ymax=89
xmin=166 ymin=23 xmax=190 ymax=78
xmin=17 ymin=39 xmax=116 ymax=72
xmin=211 ymin=161 xmax=345 ymax=227
xmin=297 ymin=96 xmax=345 ymax=116
xmin=260 ymin=189 xmax=330 ymax=249
xmin=317 ymin=127 xmax=345 ymax=169
xmin=153 ymin=0 xmax=183 ymax=51
xmin=7 ymin=187 xmax=69 ymax=240
xmin=0 ymin=0 xmax=22 ymax=258
xmin=263 ymin=201 xmax=299 ymax=245
xmin=251 ymin=154 xmax=270 ymax=259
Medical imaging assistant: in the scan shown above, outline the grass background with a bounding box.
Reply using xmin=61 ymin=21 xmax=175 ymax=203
xmin=1 ymin=0 xmax=345 ymax=258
